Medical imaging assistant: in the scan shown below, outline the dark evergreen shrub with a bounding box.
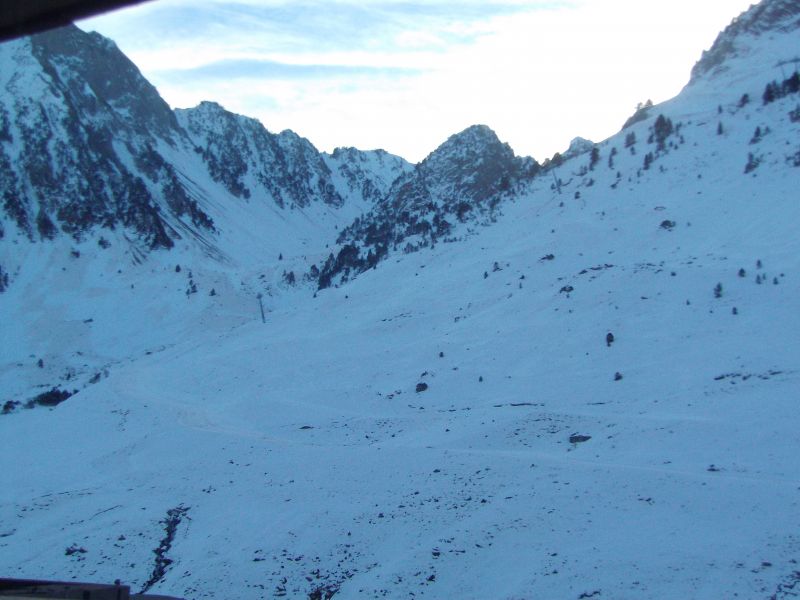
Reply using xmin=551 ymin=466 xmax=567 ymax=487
xmin=31 ymin=388 xmax=73 ymax=407
xmin=36 ymin=210 xmax=57 ymax=239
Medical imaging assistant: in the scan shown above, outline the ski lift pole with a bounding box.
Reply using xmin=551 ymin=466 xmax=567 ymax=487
xmin=257 ymin=293 xmax=265 ymax=324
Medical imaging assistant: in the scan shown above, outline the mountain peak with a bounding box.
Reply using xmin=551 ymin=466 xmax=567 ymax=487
xmin=421 ymin=124 xmax=511 ymax=173
xmin=458 ymin=123 xmax=497 ymax=137
xmin=193 ymin=100 xmax=228 ymax=113
xmin=31 ymin=24 xmax=180 ymax=138
xmin=330 ymin=146 xmax=391 ymax=161
xmin=314 ymin=125 xmax=525 ymax=288
xmin=432 ymin=124 xmax=502 ymax=153
xmin=690 ymin=0 xmax=800 ymax=83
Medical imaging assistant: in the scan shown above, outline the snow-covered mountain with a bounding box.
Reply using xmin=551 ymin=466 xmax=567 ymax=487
xmin=0 ymin=23 xmax=411 ymax=408
xmin=323 ymin=146 xmax=413 ymax=208
xmin=176 ymin=101 xmax=344 ymax=211
xmin=0 ymin=24 xmax=410 ymax=263
xmin=691 ymin=0 xmax=800 ymax=83
xmin=2 ymin=1 xmax=800 ymax=598
xmin=315 ymin=124 xmax=538 ymax=288
xmin=0 ymin=24 xmax=211 ymax=250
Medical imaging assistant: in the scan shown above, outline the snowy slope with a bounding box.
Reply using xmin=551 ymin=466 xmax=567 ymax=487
xmin=2 ymin=1 xmax=800 ymax=599
xmin=0 ymin=25 xmax=412 ymax=411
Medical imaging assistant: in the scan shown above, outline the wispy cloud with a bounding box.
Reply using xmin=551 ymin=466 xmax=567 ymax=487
xmin=84 ymin=0 xmax=565 ymax=54
xmin=159 ymin=58 xmax=425 ymax=81
xmin=81 ymin=0 xmax=754 ymax=162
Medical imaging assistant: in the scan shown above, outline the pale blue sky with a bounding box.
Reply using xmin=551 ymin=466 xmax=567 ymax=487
xmin=81 ymin=0 xmax=755 ymax=162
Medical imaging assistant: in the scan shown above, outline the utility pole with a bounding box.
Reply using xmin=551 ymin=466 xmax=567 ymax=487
xmin=257 ymin=293 xmax=265 ymax=324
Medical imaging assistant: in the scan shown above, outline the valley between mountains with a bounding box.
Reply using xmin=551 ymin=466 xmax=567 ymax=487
xmin=2 ymin=1 xmax=800 ymax=598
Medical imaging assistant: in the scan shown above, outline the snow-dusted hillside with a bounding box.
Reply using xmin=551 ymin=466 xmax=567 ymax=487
xmin=0 ymin=24 xmax=411 ymax=409
xmin=2 ymin=1 xmax=800 ymax=599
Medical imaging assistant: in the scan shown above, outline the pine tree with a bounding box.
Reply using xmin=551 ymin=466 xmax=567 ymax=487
xmin=653 ymin=115 xmax=674 ymax=150
xmin=763 ymin=81 xmax=777 ymax=104
xmin=589 ymin=146 xmax=600 ymax=170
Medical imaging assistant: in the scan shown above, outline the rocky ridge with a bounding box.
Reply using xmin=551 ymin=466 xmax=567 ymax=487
xmin=690 ymin=0 xmax=800 ymax=82
xmin=315 ymin=125 xmax=539 ymax=288
xmin=0 ymin=24 xmax=411 ymax=272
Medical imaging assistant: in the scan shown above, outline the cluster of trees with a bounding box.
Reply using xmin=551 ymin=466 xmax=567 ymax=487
xmin=622 ymin=100 xmax=654 ymax=130
xmin=316 ymin=206 xmax=455 ymax=289
xmin=632 ymin=114 xmax=676 ymax=171
xmin=316 ymin=243 xmax=373 ymax=289
xmin=589 ymin=147 xmax=600 ymax=170
xmin=651 ymin=115 xmax=675 ymax=151
xmin=763 ymin=71 xmax=800 ymax=105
